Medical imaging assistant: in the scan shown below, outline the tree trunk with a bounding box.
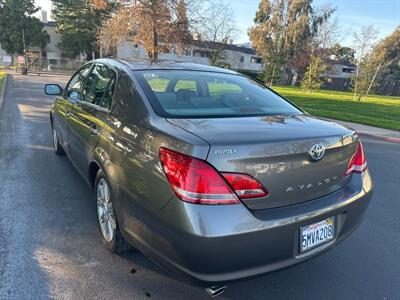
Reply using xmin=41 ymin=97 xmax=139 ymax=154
xmin=269 ymin=64 xmax=276 ymax=87
xmin=152 ymin=24 xmax=158 ymax=61
xmin=362 ymin=61 xmax=382 ymax=101
xmin=286 ymin=69 xmax=293 ymax=85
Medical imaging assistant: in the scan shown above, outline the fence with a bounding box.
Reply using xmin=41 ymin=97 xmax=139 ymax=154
xmin=0 ymin=55 xmax=83 ymax=75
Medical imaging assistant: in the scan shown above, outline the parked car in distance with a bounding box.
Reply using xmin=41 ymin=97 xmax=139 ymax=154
xmin=45 ymin=59 xmax=373 ymax=296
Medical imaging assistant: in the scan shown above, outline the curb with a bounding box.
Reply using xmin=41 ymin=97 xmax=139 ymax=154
xmin=356 ymin=131 xmax=400 ymax=144
xmin=0 ymin=73 xmax=9 ymax=112
xmin=326 ymin=118 xmax=400 ymax=144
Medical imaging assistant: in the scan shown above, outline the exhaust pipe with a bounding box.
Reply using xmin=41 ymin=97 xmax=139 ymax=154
xmin=205 ymin=286 xmax=227 ymax=297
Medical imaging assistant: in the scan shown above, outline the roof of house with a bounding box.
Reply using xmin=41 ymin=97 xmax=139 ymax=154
xmin=191 ymin=40 xmax=257 ymax=55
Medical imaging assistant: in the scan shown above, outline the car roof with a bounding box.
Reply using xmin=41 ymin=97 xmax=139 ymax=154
xmin=91 ymin=58 xmax=239 ymax=75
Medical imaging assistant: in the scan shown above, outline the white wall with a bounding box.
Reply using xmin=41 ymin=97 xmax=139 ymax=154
xmin=324 ymin=64 xmax=356 ymax=79
xmin=44 ymin=26 xmax=62 ymax=59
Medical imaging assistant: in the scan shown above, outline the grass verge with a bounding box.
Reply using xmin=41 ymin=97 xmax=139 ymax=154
xmin=0 ymin=71 xmax=5 ymax=92
xmin=273 ymin=86 xmax=400 ymax=131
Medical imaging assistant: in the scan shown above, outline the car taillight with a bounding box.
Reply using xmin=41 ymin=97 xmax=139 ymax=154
xmin=221 ymin=173 xmax=268 ymax=199
xmin=159 ymin=148 xmax=269 ymax=205
xmin=344 ymin=142 xmax=367 ymax=176
xmin=159 ymin=148 xmax=240 ymax=205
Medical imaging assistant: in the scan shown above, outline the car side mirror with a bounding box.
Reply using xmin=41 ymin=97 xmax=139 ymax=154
xmin=45 ymin=84 xmax=63 ymax=96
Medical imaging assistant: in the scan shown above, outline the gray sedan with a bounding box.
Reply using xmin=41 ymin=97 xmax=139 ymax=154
xmin=45 ymin=59 xmax=373 ymax=296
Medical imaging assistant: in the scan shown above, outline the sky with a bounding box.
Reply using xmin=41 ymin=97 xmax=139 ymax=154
xmin=35 ymin=0 xmax=399 ymax=47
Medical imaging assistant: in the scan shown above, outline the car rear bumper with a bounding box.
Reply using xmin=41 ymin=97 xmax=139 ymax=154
xmin=118 ymin=171 xmax=373 ymax=287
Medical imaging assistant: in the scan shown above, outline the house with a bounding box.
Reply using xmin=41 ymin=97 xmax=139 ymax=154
xmin=321 ymin=58 xmax=357 ymax=91
xmin=323 ymin=59 xmax=356 ymax=79
xmin=1 ymin=9 xmax=263 ymax=74
xmin=116 ymin=40 xmax=263 ymax=75
xmin=0 ymin=11 xmax=80 ymax=72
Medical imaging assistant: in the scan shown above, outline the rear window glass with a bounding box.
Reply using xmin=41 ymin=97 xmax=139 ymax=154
xmin=135 ymin=70 xmax=301 ymax=118
xmin=148 ymin=77 xmax=168 ymax=92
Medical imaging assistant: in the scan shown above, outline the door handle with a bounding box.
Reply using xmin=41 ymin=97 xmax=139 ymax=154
xmin=90 ymin=125 xmax=99 ymax=136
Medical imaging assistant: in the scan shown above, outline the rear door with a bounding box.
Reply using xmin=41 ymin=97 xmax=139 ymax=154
xmin=67 ymin=63 xmax=116 ymax=177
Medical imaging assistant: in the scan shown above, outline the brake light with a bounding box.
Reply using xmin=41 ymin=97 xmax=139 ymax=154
xmin=159 ymin=148 xmax=240 ymax=205
xmin=221 ymin=173 xmax=268 ymax=199
xmin=344 ymin=142 xmax=367 ymax=176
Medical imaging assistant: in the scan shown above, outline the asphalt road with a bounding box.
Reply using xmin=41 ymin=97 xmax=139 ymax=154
xmin=0 ymin=74 xmax=399 ymax=300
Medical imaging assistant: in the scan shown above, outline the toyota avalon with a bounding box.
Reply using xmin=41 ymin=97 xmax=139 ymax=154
xmin=45 ymin=59 xmax=373 ymax=295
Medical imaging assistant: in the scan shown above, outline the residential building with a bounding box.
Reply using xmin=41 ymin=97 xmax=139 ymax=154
xmin=324 ymin=59 xmax=356 ymax=79
xmin=322 ymin=59 xmax=357 ymax=91
xmin=117 ymin=40 xmax=263 ymax=74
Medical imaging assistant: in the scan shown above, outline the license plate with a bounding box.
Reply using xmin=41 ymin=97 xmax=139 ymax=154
xmin=300 ymin=217 xmax=335 ymax=253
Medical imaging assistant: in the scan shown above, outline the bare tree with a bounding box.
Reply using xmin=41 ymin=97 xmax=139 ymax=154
xmin=315 ymin=16 xmax=341 ymax=50
xmin=352 ymin=25 xmax=379 ymax=100
xmin=193 ymin=0 xmax=238 ymax=67
xmin=97 ymin=0 xmax=192 ymax=60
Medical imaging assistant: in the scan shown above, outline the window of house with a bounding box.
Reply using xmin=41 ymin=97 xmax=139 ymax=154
xmin=251 ymin=57 xmax=262 ymax=64
xmin=342 ymin=68 xmax=355 ymax=73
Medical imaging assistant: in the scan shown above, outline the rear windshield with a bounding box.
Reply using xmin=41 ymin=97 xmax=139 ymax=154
xmin=135 ymin=70 xmax=301 ymax=118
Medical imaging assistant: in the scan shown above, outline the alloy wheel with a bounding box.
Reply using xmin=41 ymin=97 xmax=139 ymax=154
xmin=96 ymin=178 xmax=117 ymax=242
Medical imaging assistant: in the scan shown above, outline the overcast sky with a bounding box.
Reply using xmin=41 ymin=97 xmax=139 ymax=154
xmin=35 ymin=0 xmax=399 ymax=47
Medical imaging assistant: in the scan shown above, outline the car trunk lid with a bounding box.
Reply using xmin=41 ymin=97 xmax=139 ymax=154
xmin=167 ymin=115 xmax=358 ymax=210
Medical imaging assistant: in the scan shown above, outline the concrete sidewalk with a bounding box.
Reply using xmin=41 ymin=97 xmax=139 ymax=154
xmin=328 ymin=119 xmax=400 ymax=143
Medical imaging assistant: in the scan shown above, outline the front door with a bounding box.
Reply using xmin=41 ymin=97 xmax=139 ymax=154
xmin=67 ymin=64 xmax=116 ymax=177
xmin=57 ymin=64 xmax=92 ymax=154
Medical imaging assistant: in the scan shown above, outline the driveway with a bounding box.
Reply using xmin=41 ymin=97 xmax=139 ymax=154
xmin=0 ymin=74 xmax=399 ymax=299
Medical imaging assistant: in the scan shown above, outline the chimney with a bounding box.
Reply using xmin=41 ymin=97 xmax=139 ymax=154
xmin=42 ymin=10 xmax=48 ymax=23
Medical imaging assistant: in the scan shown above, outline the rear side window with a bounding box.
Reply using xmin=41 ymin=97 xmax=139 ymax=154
xmin=82 ymin=64 xmax=115 ymax=109
xmin=65 ymin=64 xmax=92 ymax=100
xmin=135 ymin=70 xmax=301 ymax=118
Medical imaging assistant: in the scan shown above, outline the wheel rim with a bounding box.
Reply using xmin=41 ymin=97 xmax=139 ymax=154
xmin=96 ymin=178 xmax=116 ymax=242
xmin=52 ymin=128 xmax=58 ymax=149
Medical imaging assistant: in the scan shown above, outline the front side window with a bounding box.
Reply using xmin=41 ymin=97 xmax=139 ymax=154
xmin=135 ymin=70 xmax=301 ymax=118
xmin=65 ymin=64 xmax=92 ymax=100
xmin=81 ymin=64 xmax=115 ymax=109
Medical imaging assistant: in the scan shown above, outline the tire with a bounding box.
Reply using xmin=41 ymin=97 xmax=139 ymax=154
xmin=52 ymin=125 xmax=65 ymax=155
xmin=95 ymin=169 xmax=131 ymax=254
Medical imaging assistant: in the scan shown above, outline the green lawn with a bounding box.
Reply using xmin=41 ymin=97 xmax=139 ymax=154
xmin=0 ymin=71 xmax=6 ymax=95
xmin=273 ymin=86 xmax=400 ymax=131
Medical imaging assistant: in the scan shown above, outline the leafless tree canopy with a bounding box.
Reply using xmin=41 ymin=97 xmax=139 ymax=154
xmin=98 ymin=0 xmax=192 ymax=60
xmin=353 ymin=25 xmax=379 ymax=61
xmin=97 ymin=0 xmax=237 ymax=61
